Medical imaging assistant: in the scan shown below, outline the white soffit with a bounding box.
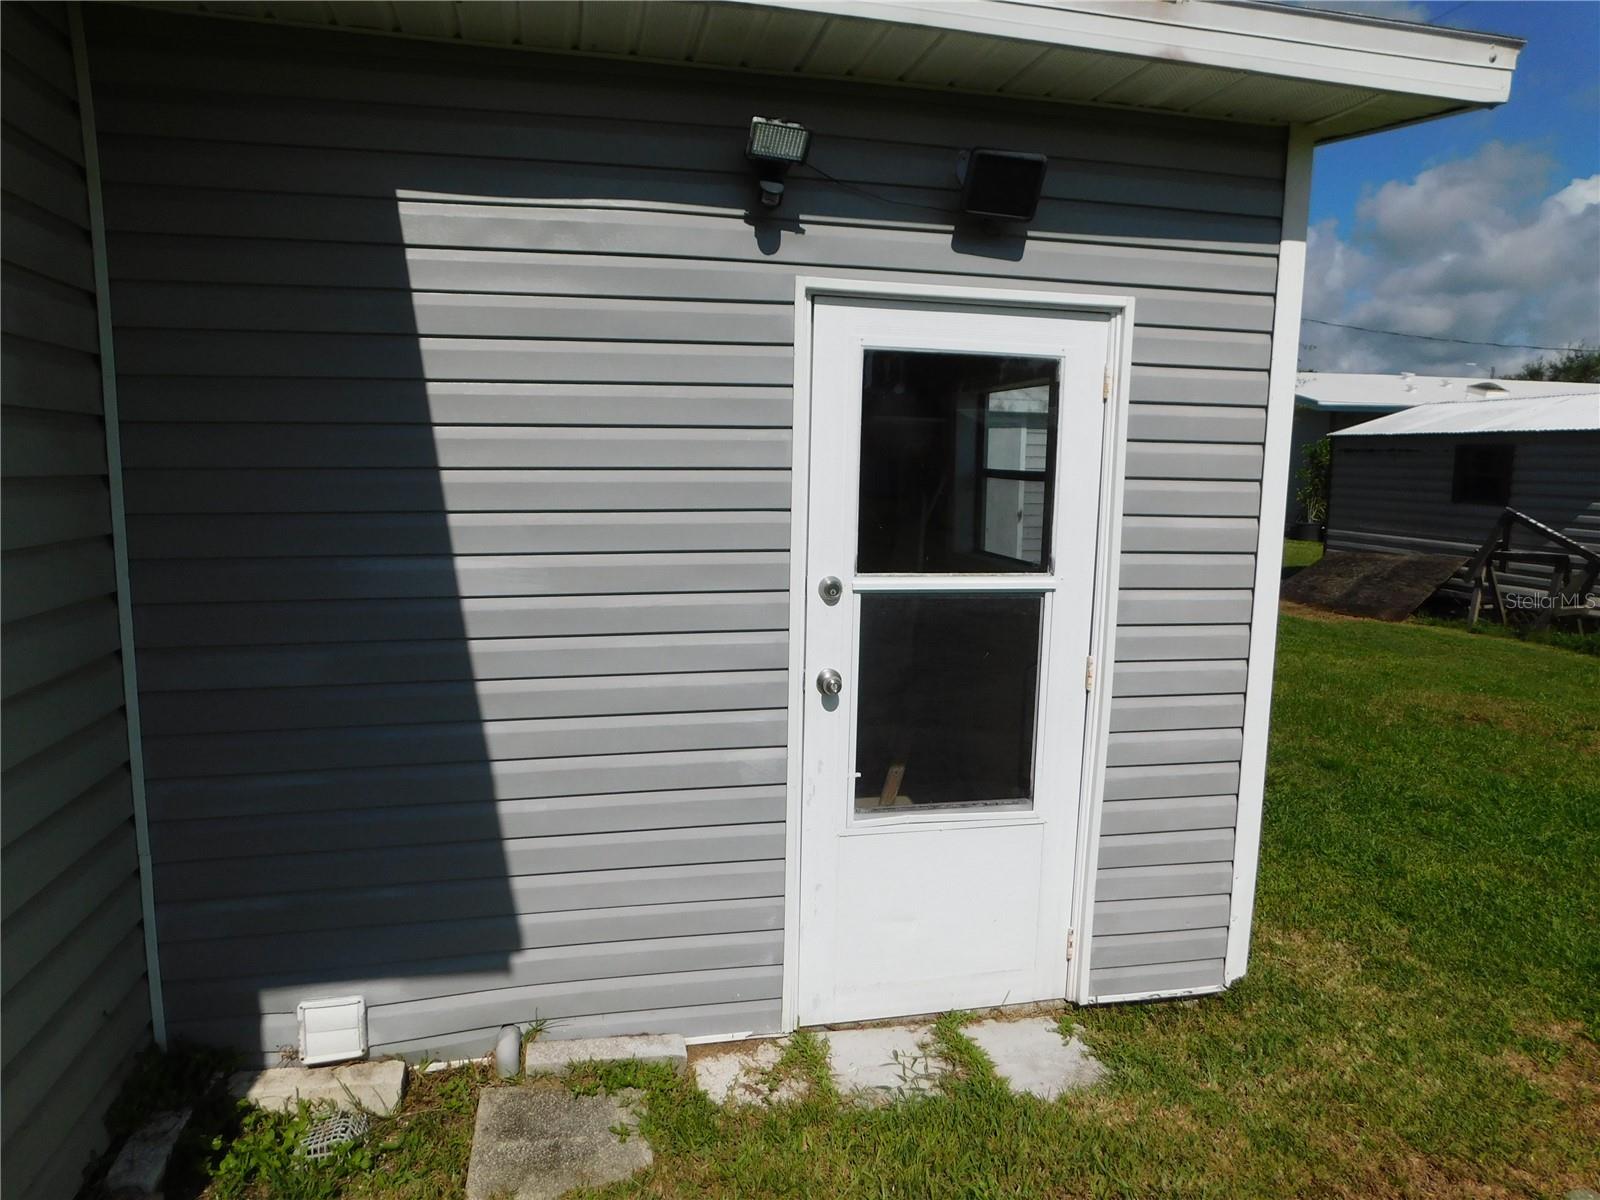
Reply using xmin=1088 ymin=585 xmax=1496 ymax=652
xmin=1332 ymin=394 xmax=1600 ymax=438
xmin=135 ymin=0 xmax=1522 ymax=141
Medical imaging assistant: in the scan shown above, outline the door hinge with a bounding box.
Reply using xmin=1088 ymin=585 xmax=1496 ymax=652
xmin=1066 ymin=929 xmax=1077 ymax=961
xmin=1084 ymin=655 xmax=1096 ymax=691
xmin=1102 ymin=367 xmax=1111 ymax=401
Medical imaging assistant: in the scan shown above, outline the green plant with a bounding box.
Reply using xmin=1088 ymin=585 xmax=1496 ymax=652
xmin=209 ymin=1101 xmax=373 ymax=1200
xmin=434 ymin=1068 xmax=479 ymax=1117
xmin=520 ymin=1018 xmax=550 ymax=1051
xmin=1293 ymin=436 xmax=1332 ymax=524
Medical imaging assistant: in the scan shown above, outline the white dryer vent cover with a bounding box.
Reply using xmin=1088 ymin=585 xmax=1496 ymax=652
xmin=297 ymin=995 xmax=367 ymax=1065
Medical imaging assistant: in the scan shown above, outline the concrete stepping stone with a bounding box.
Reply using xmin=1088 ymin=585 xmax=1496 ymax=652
xmin=105 ymin=1108 xmax=190 ymax=1198
xmin=820 ymin=1025 xmax=944 ymax=1102
xmin=465 ymin=1085 xmax=650 ymax=1200
xmin=228 ymin=1060 xmax=406 ymax=1116
xmin=524 ymin=1033 xmax=687 ymax=1077
xmin=964 ymin=1018 xmax=1105 ymax=1099
xmin=691 ymin=1039 xmax=806 ymax=1106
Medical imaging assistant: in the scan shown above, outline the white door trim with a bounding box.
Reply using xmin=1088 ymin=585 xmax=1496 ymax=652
xmin=781 ymin=277 xmax=1136 ymax=1030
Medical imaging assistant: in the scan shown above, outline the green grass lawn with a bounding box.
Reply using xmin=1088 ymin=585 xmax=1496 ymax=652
xmin=1283 ymin=537 xmax=1325 ymax=571
xmin=164 ymin=612 xmax=1599 ymax=1200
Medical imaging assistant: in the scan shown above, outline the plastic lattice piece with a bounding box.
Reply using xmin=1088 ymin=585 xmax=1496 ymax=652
xmin=298 ymin=1110 xmax=370 ymax=1161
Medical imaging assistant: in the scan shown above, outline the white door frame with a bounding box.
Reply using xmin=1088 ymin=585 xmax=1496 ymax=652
xmin=781 ymin=278 xmax=1136 ymax=1029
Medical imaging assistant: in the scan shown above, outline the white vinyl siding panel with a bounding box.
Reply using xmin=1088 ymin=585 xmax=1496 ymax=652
xmin=0 ymin=7 xmax=150 ymax=1199
xmin=87 ymin=4 xmax=1283 ymax=1048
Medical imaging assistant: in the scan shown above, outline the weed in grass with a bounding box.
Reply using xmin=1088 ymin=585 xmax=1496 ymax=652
xmin=769 ymin=1029 xmax=835 ymax=1100
xmin=209 ymin=1101 xmax=375 ymax=1200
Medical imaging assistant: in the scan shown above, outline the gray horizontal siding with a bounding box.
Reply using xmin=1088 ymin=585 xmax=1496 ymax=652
xmin=135 ymin=630 xmax=789 ymax=690
xmin=0 ymin=7 xmax=150 ymax=1199
xmin=1090 ymin=959 xmax=1227 ymax=996
xmin=167 ymin=928 xmax=784 ymax=1018
xmin=142 ymin=670 xmax=789 ymax=732
xmin=153 ymin=786 xmax=788 ymax=861
xmin=172 ymin=970 xmax=786 ymax=1063
xmin=152 ymin=824 xmax=785 ymax=902
xmin=162 ymin=896 xmax=785 ymax=981
xmin=131 ymin=595 xmax=789 ymax=647
xmin=87 ymin=3 xmax=1282 ymax=1047
xmin=1327 ymin=434 xmax=1599 ymax=595
xmin=124 ymin=468 xmax=793 ymax=513
xmin=146 ymin=747 xmax=789 ymax=822
xmin=1093 ymin=894 xmax=1231 ymax=936
xmin=157 ymin=860 xmax=787 ymax=943
xmin=126 ymin=512 xmax=791 ymax=557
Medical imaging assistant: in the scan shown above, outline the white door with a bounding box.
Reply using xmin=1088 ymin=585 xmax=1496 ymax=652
xmin=796 ymin=295 xmax=1111 ymax=1025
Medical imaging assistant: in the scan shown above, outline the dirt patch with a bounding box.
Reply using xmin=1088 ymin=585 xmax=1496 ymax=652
xmin=1280 ymin=600 xmax=1370 ymax=624
xmin=1330 ymin=1148 xmax=1539 ymax=1200
xmin=1501 ymin=1021 xmax=1600 ymax=1137
xmin=685 ymin=1037 xmax=780 ymax=1068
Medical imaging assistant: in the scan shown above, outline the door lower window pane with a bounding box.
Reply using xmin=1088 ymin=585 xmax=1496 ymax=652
xmin=854 ymin=593 xmax=1041 ymax=815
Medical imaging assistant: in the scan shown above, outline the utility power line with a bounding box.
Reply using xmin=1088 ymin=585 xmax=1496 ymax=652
xmin=1300 ymin=317 xmax=1581 ymax=353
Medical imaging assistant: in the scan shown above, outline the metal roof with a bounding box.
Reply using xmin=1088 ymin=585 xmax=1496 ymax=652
xmin=1331 ymin=393 xmax=1600 ymax=438
xmin=136 ymin=0 xmax=1522 ymax=142
xmin=1296 ymin=373 xmax=1600 ymax=414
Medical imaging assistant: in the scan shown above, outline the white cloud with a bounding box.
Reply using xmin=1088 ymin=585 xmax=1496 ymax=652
xmin=1300 ymin=142 xmax=1600 ymax=376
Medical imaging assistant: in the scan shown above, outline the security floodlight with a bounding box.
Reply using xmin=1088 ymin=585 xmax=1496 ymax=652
xmin=747 ymin=116 xmax=811 ymax=165
xmin=746 ymin=116 xmax=811 ymax=208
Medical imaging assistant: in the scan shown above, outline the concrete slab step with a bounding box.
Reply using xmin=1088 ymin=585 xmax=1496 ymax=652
xmin=104 ymin=1108 xmax=190 ymax=1198
xmin=964 ymin=1018 xmax=1105 ymax=1099
xmin=465 ymin=1085 xmax=650 ymax=1200
xmin=227 ymin=1060 xmax=407 ymax=1116
xmin=691 ymin=1039 xmax=805 ymax=1106
xmin=819 ymin=1025 xmax=943 ymax=1103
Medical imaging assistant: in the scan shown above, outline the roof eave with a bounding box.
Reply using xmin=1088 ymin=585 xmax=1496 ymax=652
xmin=133 ymin=0 xmax=1521 ymax=140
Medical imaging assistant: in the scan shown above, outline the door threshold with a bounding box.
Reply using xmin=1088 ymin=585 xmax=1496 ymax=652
xmin=798 ymin=997 xmax=1073 ymax=1034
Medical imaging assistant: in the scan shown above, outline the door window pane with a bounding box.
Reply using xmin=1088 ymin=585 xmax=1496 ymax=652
xmin=858 ymin=352 xmax=1058 ymax=573
xmin=854 ymin=593 xmax=1041 ymax=815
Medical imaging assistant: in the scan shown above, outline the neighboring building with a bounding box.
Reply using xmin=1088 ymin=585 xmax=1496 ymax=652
xmin=1327 ymin=394 xmax=1600 ymax=596
xmin=0 ymin=3 xmax=1523 ymax=1196
xmin=1286 ymin=373 xmax=1600 ymax=529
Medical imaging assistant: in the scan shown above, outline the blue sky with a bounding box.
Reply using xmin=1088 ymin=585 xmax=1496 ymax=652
xmin=1299 ymin=0 xmax=1600 ymax=375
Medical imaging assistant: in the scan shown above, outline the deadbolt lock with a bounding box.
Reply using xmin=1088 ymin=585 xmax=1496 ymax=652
xmin=818 ymin=576 xmax=843 ymax=605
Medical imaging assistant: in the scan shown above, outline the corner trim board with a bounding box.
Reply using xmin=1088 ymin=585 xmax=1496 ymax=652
xmin=1225 ymin=125 xmax=1315 ymax=984
xmin=68 ymin=1 xmax=168 ymax=1048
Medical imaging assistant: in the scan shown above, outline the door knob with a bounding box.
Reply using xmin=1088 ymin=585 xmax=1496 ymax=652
xmin=816 ymin=668 xmax=843 ymax=696
xmin=818 ymin=576 xmax=843 ymax=605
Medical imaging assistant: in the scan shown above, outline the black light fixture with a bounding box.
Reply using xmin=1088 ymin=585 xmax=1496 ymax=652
xmin=958 ymin=148 xmax=1048 ymax=222
xmin=746 ymin=116 xmax=811 ymax=208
